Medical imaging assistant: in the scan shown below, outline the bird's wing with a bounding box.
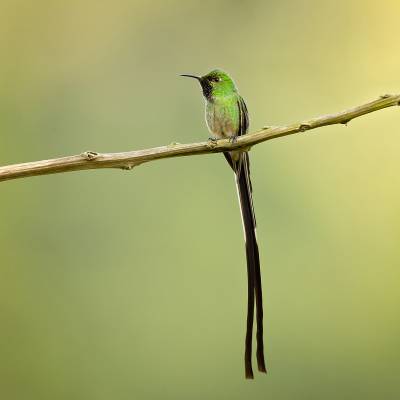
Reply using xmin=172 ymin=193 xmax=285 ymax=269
xmin=237 ymin=95 xmax=249 ymax=136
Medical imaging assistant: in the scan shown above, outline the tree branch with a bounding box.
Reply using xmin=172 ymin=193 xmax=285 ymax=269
xmin=0 ymin=94 xmax=399 ymax=183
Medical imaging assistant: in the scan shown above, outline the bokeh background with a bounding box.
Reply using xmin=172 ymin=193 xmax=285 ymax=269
xmin=1 ymin=1 xmax=399 ymax=399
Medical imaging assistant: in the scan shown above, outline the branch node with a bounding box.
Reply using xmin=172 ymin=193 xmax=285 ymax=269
xmin=380 ymin=94 xmax=392 ymax=99
xmin=81 ymin=151 xmax=99 ymax=161
xmin=121 ymin=163 xmax=135 ymax=171
xmin=299 ymin=123 xmax=311 ymax=132
xmin=341 ymin=119 xmax=351 ymax=126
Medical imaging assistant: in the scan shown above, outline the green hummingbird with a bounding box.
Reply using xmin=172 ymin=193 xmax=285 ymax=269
xmin=181 ymin=69 xmax=266 ymax=379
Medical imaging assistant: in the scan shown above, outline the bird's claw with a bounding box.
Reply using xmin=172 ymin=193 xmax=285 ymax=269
xmin=229 ymin=135 xmax=238 ymax=144
xmin=207 ymin=136 xmax=219 ymax=149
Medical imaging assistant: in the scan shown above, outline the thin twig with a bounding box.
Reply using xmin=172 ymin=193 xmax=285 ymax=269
xmin=0 ymin=94 xmax=399 ymax=183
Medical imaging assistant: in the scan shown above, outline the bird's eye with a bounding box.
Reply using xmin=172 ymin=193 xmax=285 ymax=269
xmin=212 ymin=76 xmax=221 ymax=82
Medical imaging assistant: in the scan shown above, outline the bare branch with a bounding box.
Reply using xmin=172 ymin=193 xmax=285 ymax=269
xmin=0 ymin=94 xmax=399 ymax=183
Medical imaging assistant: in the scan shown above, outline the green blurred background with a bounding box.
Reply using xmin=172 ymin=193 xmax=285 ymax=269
xmin=1 ymin=1 xmax=399 ymax=399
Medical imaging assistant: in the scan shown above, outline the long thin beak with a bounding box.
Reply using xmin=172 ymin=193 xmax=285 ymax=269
xmin=180 ymin=74 xmax=201 ymax=80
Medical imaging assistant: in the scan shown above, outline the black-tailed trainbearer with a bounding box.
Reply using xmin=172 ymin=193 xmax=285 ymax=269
xmin=181 ymin=69 xmax=266 ymax=379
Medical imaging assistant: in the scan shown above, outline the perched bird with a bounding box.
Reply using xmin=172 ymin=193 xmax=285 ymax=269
xmin=181 ymin=69 xmax=266 ymax=379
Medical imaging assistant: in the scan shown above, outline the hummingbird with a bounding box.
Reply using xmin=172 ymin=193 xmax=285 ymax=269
xmin=181 ymin=69 xmax=266 ymax=379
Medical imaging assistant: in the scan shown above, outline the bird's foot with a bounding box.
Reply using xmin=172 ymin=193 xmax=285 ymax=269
xmin=229 ymin=135 xmax=238 ymax=144
xmin=207 ymin=136 xmax=219 ymax=149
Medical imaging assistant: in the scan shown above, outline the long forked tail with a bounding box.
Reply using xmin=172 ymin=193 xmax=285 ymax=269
xmin=225 ymin=152 xmax=266 ymax=379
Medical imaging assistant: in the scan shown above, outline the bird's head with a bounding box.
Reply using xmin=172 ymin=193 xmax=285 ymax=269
xmin=181 ymin=69 xmax=237 ymax=99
